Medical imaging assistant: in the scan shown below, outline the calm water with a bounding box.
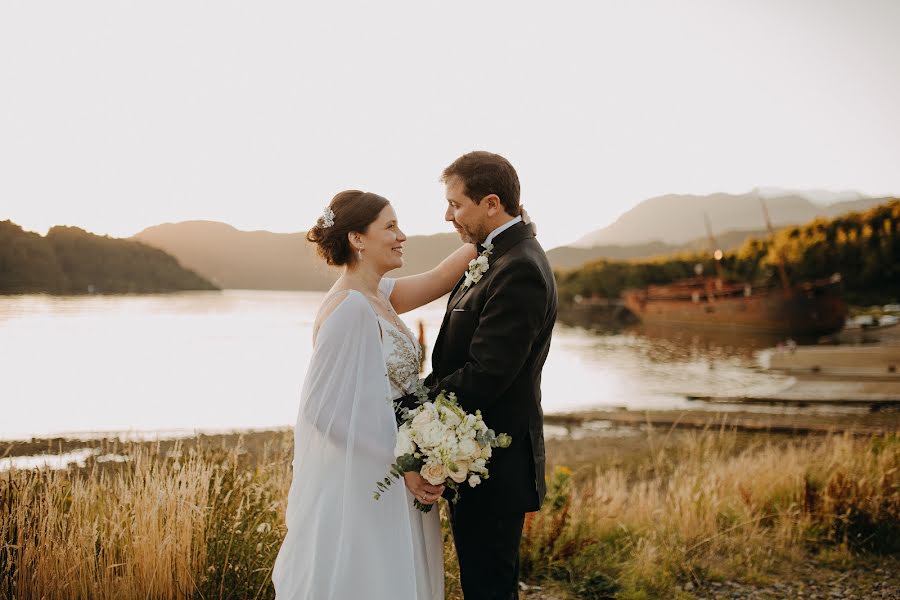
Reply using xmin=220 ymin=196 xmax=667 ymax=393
xmin=0 ymin=290 xmax=795 ymax=440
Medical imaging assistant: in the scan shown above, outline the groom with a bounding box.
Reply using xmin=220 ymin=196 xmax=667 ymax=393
xmin=400 ymin=151 xmax=558 ymax=599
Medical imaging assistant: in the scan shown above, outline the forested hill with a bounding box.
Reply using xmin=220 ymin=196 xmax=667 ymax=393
xmin=556 ymin=200 xmax=900 ymax=306
xmin=0 ymin=220 xmax=219 ymax=294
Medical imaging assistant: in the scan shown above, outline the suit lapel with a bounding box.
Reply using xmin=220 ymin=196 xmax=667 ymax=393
xmin=446 ymin=273 xmax=468 ymax=308
xmin=449 ymin=221 xmax=535 ymax=311
xmin=432 ymin=272 xmax=467 ymax=369
xmin=449 ymin=278 xmax=474 ymax=311
xmin=431 ymin=221 xmax=535 ymax=373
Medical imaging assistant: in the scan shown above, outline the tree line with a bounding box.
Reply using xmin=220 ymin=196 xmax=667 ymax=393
xmin=0 ymin=220 xmax=219 ymax=294
xmin=555 ymin=200 xmax=900 ymax=306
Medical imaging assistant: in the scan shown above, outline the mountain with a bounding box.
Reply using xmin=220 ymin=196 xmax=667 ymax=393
xmin=132 ymin=221 xmax=465 ymax=291
xmin=136 ymin=220 xmax=764 ymax=287
xmin=573 ymin=191 xmax=888 ymax=248
xmin=823 ymin=197 xmax=891 ymax=219
xmin=756 ymin=187 xmax=865 ymax=205
xmin=130 ymin=190 xmax=894 ymax=290
xmin=547 ymin=228 xmax=770 ymax=270
xmin=0 ymin=220 xmax=218 ymax=294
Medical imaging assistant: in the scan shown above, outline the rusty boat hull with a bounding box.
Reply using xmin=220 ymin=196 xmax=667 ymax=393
xmin=622 ymin=276 xmax=847 ymax=336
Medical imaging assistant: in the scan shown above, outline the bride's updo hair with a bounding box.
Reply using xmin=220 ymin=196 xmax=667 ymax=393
xmin=307 ymin=190 xmax=390 ymax=266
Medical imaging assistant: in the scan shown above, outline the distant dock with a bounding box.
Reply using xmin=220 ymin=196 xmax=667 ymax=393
xmin=690 ymin=340 xmax=900 ymax=411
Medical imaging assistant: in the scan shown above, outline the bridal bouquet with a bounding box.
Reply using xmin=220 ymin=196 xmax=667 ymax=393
xmin=374 ymin=389 xmax=511 ymax=513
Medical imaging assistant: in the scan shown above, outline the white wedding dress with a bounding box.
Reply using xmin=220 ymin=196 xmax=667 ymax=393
xmin=272 ymin=277 xmax=444 ymax=599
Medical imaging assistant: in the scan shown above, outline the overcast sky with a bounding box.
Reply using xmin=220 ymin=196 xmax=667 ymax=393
xmin=2 ymin=0 xmax=899 ymax=250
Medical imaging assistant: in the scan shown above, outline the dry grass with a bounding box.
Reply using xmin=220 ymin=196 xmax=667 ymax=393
xmin=0 ymin=437 xmax=291 ymax=600
xmin=1 ymin=429 xmax=897 ymax=599
xmin=522 ymin=429 xmax=900 ymax=599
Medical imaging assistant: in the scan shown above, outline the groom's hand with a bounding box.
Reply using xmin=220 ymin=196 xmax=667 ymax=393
xmin=403 ymin=472 xmax=445 ymax=505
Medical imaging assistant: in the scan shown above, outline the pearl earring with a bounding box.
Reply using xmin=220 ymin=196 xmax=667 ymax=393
xmin=357 ymin=247 xmax=363 ymax=261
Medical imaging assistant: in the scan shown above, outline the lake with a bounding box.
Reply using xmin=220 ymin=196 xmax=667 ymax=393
xmin=0 ymin=290 xmax=796 ymax=440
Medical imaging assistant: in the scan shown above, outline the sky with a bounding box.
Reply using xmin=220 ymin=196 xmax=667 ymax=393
xmin=1 ymin=0 xmax=899 ymax=250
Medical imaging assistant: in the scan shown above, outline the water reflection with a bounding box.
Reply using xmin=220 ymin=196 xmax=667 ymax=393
xmin=0 ymin=448 xmax=129 ymax=471
xmin=625 ymin=322 xmax=790 ymax=360
xmin=545 ymin=323 xmax=794 ymax=412
xmin=0 ymin=291 xmax=797 ymax=440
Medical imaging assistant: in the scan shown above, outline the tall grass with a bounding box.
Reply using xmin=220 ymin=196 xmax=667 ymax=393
xmin=522 ymin=430 xmax=900 ymax=599
xmin=1 ymin=430 xmax=897 ymax=599
xmin=0 ymin=437 xmax=291 ymax=600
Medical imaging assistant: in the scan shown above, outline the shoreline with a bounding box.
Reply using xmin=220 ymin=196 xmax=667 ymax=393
xmin=4 ymin=406 xmax=897 ymax=465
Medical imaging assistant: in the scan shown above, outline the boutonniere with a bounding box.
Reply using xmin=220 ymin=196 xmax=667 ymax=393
xmin=462 ymin=243 xmax=493 ymax=289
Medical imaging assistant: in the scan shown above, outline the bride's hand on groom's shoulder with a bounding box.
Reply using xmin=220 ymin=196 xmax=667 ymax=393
xmin=521 ymin=205 xmax=537 ymax=236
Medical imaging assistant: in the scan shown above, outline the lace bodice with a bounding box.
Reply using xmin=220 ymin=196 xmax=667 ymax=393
xmin=380 ymin=316 xmax=421 ymax=399
xmin=313 ymin=278 xmax=421 ymax=400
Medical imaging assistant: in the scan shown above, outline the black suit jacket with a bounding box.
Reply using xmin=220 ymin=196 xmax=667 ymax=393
xmin=399 ymin=220 xmax=557 ymax=513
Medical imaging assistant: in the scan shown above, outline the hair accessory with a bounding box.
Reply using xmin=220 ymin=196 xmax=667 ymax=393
xmin=320 ymin=207 xmax=335 ymax=228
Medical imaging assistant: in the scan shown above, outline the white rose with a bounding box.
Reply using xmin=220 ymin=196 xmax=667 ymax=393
xmin=480 ymin=444 xmax=492 ymax=459
xmin=411 ymin=407 xmax=434 ymax=428
xmin=408 ymin=428 xmax=421 ymax=445
xmin=394 ymin=430 xmax=415 ymax=457
xmin=420 ymin=421 xmax=446 ymax=448
xmin=447 ymin=460 xmax=469 ymax=483
xmin=440 ymin=406 xmax=462 ymax=427
xmin=420 ymin=461 xmax=448 ymax=486
xmin=467 ymin=474 xmax=481 ymax=488
xmin=439 ymin=432 xmax=459 ymax=454
xmin=476 ymin=255 xmax=489 ymax=266
xmin=458 ymin=438 xmax=480 ymax=460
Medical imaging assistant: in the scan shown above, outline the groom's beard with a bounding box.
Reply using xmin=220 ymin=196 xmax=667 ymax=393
xmin=454 ymin=222 xmax=489 ymax=245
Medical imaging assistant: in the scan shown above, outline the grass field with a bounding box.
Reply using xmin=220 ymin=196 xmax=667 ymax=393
xmin=1 ymin=424 xmax=898 ymax=599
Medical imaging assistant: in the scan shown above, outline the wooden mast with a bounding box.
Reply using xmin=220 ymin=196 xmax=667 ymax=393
xmin=758 ymin=192 xmax=792 ymax=291
xmin=703 ymin=212 xmax=726 ymax=282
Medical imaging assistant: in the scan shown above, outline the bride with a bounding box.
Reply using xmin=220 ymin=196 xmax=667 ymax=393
xmin=272 ymin=190 xmax=478 ymax=599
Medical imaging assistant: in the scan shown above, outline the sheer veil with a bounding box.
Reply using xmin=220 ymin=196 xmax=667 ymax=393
xmin=272 ymin=289 xmax=418 ymax=599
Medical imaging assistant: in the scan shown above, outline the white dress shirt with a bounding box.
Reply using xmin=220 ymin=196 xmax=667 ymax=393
xmin=483 ymin=215 xmax=523 ymax=248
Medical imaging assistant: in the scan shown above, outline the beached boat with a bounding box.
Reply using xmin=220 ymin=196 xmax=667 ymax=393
xmin=622 ymin=197 xmax=849 ymax=337
xmin=622 ymin=274 xmax=847 ymax=336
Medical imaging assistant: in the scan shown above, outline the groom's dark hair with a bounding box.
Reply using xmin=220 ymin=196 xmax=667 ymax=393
xmin=441 ymin=151 xmax=521 ymax=217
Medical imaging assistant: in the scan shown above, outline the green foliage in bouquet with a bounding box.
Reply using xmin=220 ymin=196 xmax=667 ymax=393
xmin=374 ymin=389 xmax=512 ymax=513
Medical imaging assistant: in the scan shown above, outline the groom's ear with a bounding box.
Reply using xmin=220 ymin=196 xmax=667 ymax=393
xmin=482 ymin=194 xmax=502 ymax=216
